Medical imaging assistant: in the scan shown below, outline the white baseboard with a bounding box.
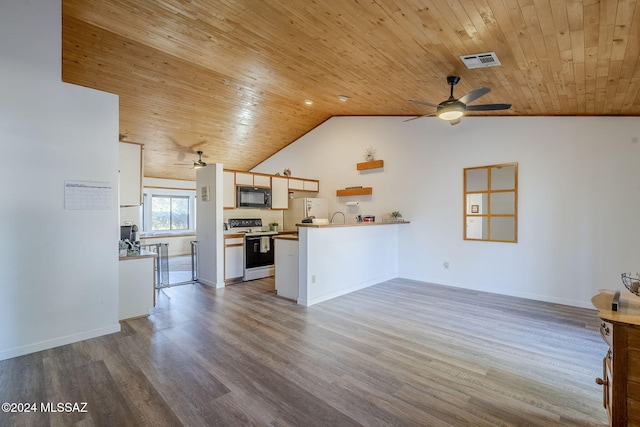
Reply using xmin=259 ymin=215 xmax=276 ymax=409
xmin=304 ymin=274 xmax=395 ymax=307
xmin=0 ymin=323 xmax=121 ymax=362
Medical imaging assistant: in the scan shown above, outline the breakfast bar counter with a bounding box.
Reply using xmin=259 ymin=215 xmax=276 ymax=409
xmin=296 ymin=221 xmax=409 ymax=228
xmin=294 ymin=221 xmax=409 ymax=306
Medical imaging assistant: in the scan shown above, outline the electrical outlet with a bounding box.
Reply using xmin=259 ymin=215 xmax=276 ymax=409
xmin=311 ymin=274 xmax=316 ymax=284
xmin=443 ymin=261 xmax=449 ymax=269
xmin=124 ymin=221 xmax=133 ymax=226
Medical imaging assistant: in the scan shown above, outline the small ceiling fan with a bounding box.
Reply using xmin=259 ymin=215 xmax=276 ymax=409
xmin=193 ymin=151 xmax=207 ymax=169
xmin=406 ymin=76 xmax=511 ymax=125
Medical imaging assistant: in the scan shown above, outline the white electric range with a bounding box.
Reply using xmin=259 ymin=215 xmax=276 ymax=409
xmin=227 ymin=218 xmax=278 ymax=281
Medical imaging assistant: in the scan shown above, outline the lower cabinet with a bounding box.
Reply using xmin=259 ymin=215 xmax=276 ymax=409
xmin=274 ymin=236 xmax=299 ymax=300
xmin=119 ymin=251 xmax=156 ymax=321
xmin=596 ymin=319 xmax=640 ymax=426
xmin=224 ymin=236 xmax=244 ymax=283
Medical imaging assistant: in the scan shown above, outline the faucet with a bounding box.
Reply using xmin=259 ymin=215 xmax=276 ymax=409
xmin=330 ymin=211 xmax=346 ymax=224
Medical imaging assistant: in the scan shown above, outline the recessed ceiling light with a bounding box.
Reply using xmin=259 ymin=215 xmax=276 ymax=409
xmin=304 ymin=99 xmax=313 ymax=106
xmin=338 ymin=95 xmax=349 ymax=102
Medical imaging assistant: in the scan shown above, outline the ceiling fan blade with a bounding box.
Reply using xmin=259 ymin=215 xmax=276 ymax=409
xmin=407 ymin=99 xmax=439 ymax=108
xmin=458 ymin=87 xmax=490 ymax=105
xmin=466 ymin=103 xmax=512 ymax=111
xmin=403 ymin=113 xmax=435 ymax=122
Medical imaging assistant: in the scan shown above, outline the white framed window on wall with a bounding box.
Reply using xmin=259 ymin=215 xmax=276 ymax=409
xmin=142 ymin=188 xmax=197 ymax=234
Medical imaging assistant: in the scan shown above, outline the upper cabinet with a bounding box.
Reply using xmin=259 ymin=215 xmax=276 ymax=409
xmin=288 ymin=177 xmax=319 ymax=192
xmin=224 ymin=170 xmax=319 ymax=209
xmin=288 ymin=178 xmax=304 ymax=190
xmin=253 ymin=174 xmax=271 ymax=187
xmin=223 ymin=170 xmax=235 ymax=209
xmin=119 ymin=142 xmax=142 ymax=207
xmin=271 ymin=176 xmax=289 ymax=209
xmin=235 ymin=172 xmax=253 ymax=186
xmin=235 ymin=172 xmax=271 ymax=187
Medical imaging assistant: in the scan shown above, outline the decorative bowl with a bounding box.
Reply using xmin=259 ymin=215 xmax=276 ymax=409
xmin=621 ymin=273 xmax=640 ymax=296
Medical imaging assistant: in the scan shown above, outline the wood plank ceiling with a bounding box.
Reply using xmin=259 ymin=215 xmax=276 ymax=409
xmin=62 ymin=0 xmax=640 ymax=181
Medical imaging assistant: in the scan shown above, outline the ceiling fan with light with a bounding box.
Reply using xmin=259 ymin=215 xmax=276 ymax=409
xmin=406 ymin=76 xmax=511 ymax=125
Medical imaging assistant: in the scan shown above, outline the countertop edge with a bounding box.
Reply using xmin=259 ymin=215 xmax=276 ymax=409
xmin=296 ymin=221 xmax=410 ymax=228
xmin=119 ymin=249 xmax=157 ymax=261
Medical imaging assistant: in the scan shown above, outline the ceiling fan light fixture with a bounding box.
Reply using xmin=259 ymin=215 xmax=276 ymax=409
xmin=437 ymin=104 xmax=465 ymax=121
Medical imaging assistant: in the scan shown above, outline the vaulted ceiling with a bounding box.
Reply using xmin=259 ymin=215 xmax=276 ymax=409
xmin=62 ymin=0 xmax=640 ymax=181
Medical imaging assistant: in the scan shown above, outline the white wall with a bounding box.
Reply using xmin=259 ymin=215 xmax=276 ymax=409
xmin=0 ymin=1 xmax=120 ymax=360
xmin=254 ymin=116 xmax=640 ymax=308
xmin=196 ymin=164 xmax=225 ymax=287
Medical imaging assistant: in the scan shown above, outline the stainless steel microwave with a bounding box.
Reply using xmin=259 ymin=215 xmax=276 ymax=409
xmin=236 ymin=186 xmax=272 ymax=209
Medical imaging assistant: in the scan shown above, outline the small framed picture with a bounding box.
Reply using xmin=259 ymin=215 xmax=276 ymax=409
xmin=471 ymin=204 xmax=479 ymax=213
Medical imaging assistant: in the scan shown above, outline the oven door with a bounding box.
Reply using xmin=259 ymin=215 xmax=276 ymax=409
xmin=245 ymin=235 xmax=275 ymax=269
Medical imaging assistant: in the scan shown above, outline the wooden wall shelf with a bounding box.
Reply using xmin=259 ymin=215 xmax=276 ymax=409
xmin=357 ymin=160 xmax=384 ymax=170
xmin=336 ymin=187 xmax=373 ymax=197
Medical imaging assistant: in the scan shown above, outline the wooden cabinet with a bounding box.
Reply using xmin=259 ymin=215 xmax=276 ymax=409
xmin=223 ymin=170 xmax=235 ymax=209
xmin=118 ymin=141 xmax=142 ymax=206
xmin=271 ymin=176 xmax=289 ymax=209
xmin=224 ymin=235 xmax=244 ymax=283
xmin=596 ymin=319 xmax=640 ymax=426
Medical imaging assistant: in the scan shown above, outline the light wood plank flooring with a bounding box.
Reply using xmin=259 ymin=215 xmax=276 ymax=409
xmin=0 ymin=278 xmax=609 ymax=426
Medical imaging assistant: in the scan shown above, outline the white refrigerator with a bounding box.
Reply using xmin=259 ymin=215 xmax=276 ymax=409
xmin=283 ymin=197 xmax=329 ymax=230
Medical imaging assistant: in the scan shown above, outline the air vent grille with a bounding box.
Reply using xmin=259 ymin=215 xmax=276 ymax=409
xmin=460 ymin=52 xmax=501 ymax=69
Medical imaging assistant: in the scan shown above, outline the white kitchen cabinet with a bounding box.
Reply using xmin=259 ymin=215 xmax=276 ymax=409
xmin=274 ymin=236 xmax=299 ymax=300
xmin=288 ymin=178 xmax=304 ymax=190
xmin=224 ymin=236 xmax=244 ymax=283
xmin=223 ymin=170 xmax=235 ymax=208
xmin=119 ymin=251 xmax=155 ymax=320
xmin=288 ymin=177 xmax=318 ymax=192
xmin=119 ymin=141 xmax=142 ymax=206
xmin=271 ymin=176 xmax=289 ymax=209
xmin=253 ymin=174 xmax=271 ymax=187
xmin=303 ymin=180 xmax=319 ymax=192
xmin=235 ymin=172 xmax=253 ymax=186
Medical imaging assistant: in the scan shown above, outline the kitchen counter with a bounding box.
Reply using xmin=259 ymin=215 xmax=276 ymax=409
xmin=296 ymin=221 xmax=409 ymax=306
xmin=119 ymin=249 xmax=156 ymax=261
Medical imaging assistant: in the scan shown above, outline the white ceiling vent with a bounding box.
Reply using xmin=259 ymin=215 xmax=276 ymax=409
xmin=460 ymin=52 xmax=501 ymax=69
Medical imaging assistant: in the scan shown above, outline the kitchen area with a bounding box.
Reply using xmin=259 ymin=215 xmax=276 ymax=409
xmin=197 ymin=163 xmax=408 ymax=306
xmin=221 ymin=178 xmax=328 ymax=286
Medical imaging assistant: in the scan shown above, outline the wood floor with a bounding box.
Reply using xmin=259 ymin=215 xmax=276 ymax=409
xmin=0 ymin=278 xmax=609 ymax=426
